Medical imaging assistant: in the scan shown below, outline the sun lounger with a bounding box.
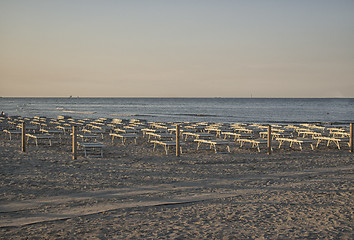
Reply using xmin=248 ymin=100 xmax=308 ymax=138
xmin=82 ymin=129 xmax=105 ymax=139
xmin=110 ymin=133 xmax=138 ymax=145
xmin=146 ymin=132 xmax=174 ymax=141
xmin=297 ymin=131 xmax=321 ymax=139
xmin=313 ymin=136 xmax=349 ymax=149
xmin=39 ymin=129 xmax=64 ymax=140
xmin=237 ymin=138 xmax=268 ymax=152
xmin=221 ymin=132 xmax=241 ymax=141
xmin=77 ymin=134 xmax=100 ymax=142
xmin=331 ymin=132 xmax=349 ymax=138
xmin=56 ymin=126 xmax=72 ymax=134
xmin=194 ymin=139 xmax=231 ymax=153
xmin=77 ymin=142 xmax=105 ymax=158
xmin=259 ymin=132 xmax=292 ymax=139
xmin=232 ymin=127 xmax=253 ymax=134
xmin=26 ymin=134 xmax=54 ymax=146
xmin=3 ymin=129 xmax=22 ymax=140
xmin=141 ymin=128 xmax=167 ymax=137
xmin=150 ymin=140 xmax=184 ymax=155
xmin=183 ymin=132 xmax=214 ymax=141
xmin=276 ymin=137 xmax=314 ymax=151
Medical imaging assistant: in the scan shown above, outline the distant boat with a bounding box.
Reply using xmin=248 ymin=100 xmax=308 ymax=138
xmin=69 ymin=95 xmax=72 ymax=98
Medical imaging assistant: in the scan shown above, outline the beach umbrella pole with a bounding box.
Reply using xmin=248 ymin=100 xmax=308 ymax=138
xmin=72 ymin=126 xmax=77 ymax=159
xmin=176 ymin=125 xmax=181 ymax=157
xmin=267 ymin=125 xmax=272 ymax=155
xmin=21 ymin=122 xmax=26 ymax=152
xmin=350 ymin=123 xmax=353 ymax=153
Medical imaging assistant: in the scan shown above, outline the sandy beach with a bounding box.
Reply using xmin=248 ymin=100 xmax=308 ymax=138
xmin=0 ymin=119 xmax=353 ymax=239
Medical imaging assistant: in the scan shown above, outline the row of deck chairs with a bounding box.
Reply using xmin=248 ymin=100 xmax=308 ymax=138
xmin=1 ymin=116 xmax=351 ymax=157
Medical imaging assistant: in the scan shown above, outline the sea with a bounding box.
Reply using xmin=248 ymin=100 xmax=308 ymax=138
xmin=0 ymin=98 xmax=353 ymax=125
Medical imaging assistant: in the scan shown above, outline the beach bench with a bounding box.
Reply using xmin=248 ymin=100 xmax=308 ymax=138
xmin=276 ymin=138 xmax=314 ymax=151
xmin=194 ymin=139 xmax=231 ymax=153
xmin=313 ymin=136 xmax=349 ymax=150
xmin=150 ymin=140 xmax=184 ymax=155
xmin=237 ymin=138 xmax=268 ymax=152
xmin=26 ymin=134 xmax=54 ymax=146
xmin=77 ymin=142 xmax=105 ymax=158
xmin=110 ymin=133 xmax=138 ymax=145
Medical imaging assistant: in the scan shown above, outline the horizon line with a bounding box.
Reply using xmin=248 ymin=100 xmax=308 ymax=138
xmin=1 ymin=96 xmax=353 ymax=99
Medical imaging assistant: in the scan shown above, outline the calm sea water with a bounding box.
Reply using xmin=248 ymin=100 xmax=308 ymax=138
xmin=0 ymin=98 xmax=353 ymax=124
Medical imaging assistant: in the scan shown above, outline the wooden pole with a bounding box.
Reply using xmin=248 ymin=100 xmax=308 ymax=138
xmin=176 ymin=124 xmax=180 ymax=157
xmin=72 ymin=126 xmax=77 ymax=160
xmin=350 ymin=123 xmax=353 ymax=153
xmin=267 ymin=125 xmax=272 ymax=155
xmin=21 ymin=122 xmax=26 ymax=152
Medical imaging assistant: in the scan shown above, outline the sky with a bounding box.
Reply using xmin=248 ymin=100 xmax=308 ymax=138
xmin=1 ymin=0 xmax=354 ymax=97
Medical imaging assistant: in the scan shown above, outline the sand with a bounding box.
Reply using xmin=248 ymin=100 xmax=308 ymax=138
xmin=0 ymin=132 xmax=353 ymax=239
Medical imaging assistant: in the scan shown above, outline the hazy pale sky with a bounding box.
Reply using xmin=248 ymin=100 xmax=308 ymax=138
xmin=1 ymin=0 xmax=353 ymax=97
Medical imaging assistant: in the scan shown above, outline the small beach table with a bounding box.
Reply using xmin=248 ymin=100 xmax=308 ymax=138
xmin=150 ymin=140 xmax=185 ymax=155
xmin=313 ymin=136 xmax=349 ymax=149
xmin=3 ymin=129 xmax=22 ymax=140
xmin=276 ymin=138 xmax=314 ymax=151
xmin=194 ymin=139 xmax=231 ymax=153
xmin=237 ymin=138 xmax=268 ymax=152
xmin=26 ymin=134 xmax=54 ymax=146
xmin=110 ymin=133 xmax=138 ymax=145
xmin=77 ymin=142 xmax=105 ymax=158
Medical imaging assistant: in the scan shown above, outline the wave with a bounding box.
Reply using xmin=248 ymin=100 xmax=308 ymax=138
xmin=109 ymin=114 xmax=138 ymax=117
xmin=172 ymin=113 xmax=220 ymax=117
xmin=109 ymin=114 xmax=156 ymax=118
xmin=63 ymin=110 xmax=96 ymax=114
